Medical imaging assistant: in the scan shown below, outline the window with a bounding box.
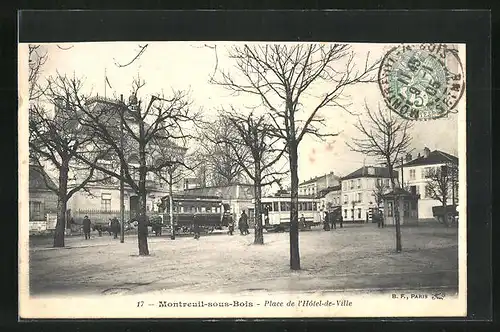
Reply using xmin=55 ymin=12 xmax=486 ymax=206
xmin=307 ymin=202 xmax=313 ymax=211
xmin=423 ymin=167 xmax=432 ymax=178
xmin=387 ymin=201 xmax=393 ymax=217
xmin=403 ymin=202 xmax=410 ymax=217
xmin=357 ymin=208 xmax=362 ymax=219
xmin=384 ymin=178 xmax=390 ymax=187
xmin=280 ymin=202 xmax=290 ymax=211
xmin=344 ymin=209 xmax=348 ymax=218
xmin=343 ymin=182 xmax=347 ymax=191
xmin=410 ymin=200 xmax=417 ymax=210
xmin=343 ymin=195 xmax=348 ymax=204
xmin=410 ymin=185 xmax=417 ymax=195
xmin=350 ymin=180 xmax=354 ymax=189
xmin=409 ymin=169 xmax=416 ymax=180
xmin=29 ymin=201 xmax=43 ymax=221
xmin=313 ymin=202 xmax=317 ymax=210
xmin=357 ymin=179 xmax=361 ymax=188
xmin=377 ymin=178 xmax=382 ymax=186
xmin=273 ymin=202 xmax=279 ymax=212
xmin=357 ymin=193 xmax=362 ymax=202
xmin=101 ymin=193 xmax=111 ymax=212
xmin=425 ymin=185 xmax=433 ymax=198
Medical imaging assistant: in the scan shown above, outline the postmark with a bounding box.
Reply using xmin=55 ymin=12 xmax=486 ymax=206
xmin=378 ymin=44 xmax=465 ymax=120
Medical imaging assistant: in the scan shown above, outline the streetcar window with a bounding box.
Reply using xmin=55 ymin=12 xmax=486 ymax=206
xmin=280 ymin=202 xmax=286 ymax=211
xmin=307 ymin=202 xmax=313 ymax=211
xmin=313 ymin=202 xmax=317 ymax=210
xmin=206 ymin=207 xmax=212 ymax=213
xmin=201 ymin=207 xmax=206 ymax=212
xmin=273 ymin=202 xmax=279 ymax=212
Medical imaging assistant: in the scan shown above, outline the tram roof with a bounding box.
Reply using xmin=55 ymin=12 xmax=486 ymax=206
xmin=161 ymin=194 xmax=222 ymax=201
xmin=262 ymin=195 xmax=318 ymax=200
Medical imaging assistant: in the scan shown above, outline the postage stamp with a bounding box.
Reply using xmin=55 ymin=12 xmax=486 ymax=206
xmin=378 ymin=44 xmax=465 ymax=121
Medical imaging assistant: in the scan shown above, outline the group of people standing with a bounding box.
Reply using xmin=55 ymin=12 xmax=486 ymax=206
xmin=81 ymin=215 xmax=121 ymax=240
xmin=322 ymin=211 xmax=343 ymax=231
xmin=226 ymin=211 xmax=250 ymax=236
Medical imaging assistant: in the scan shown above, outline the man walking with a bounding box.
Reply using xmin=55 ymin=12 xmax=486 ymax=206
xmin=193 ymin=213 xmax=201 ymax=240
xmin=82 ymin=215 xmax=91 ymax=240
xmin=111 ymin=217 xmax=120 ymax=239
xmin=240 ymin=211 xmax=249 ymax=235
xmin=227 ymin=213 xmax=235 ymax=236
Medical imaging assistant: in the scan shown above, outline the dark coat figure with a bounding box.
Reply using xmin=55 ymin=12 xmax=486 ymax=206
xmin=339 ymin=215 xmax=343 ymax=228
xmin=111 ymin=217 xmax=120 ymax=239
xmin=82 ymin=216 xmax=91 ymax=239
xmin=239 ymin=211 xmax=249 ymax=235
xmin=376 ymin=211 xmax=385 ymax=228
xmin=299 ymin=215 xmax=307 ymax=230
xmin=227 ymin=214 xmax=235 ymax=236
xmin=323 ymin=212 xmax=330 ymax=231
xmin=193 ymin=214 xmax=201 ymax=239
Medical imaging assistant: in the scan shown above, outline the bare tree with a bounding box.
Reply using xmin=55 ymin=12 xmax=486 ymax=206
xmin=425 ymin=163 xmax=459 ymax=226
xmin=29 ymin=46 xmax=110 ymax=247
xmin=372 ymin=178 xmax=389 ymax=209
xmin=46 ymin=73 xmax=198 ymax=255
xmin=212 ymin=108 xmax=287 ymax=244
xmin=348 ymin=103 xmax=413 ymax=252
xmin=198 ymin=117 xmax=247 ymax=187
xmin=28 ymin=45 xmax=48 ymax=101
xmin=212 ymin=44 xmax=379 ymax=269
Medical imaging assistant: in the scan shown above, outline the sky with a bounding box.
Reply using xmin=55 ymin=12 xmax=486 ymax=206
xmin=23 ymin=42 xmax=462 ymax=186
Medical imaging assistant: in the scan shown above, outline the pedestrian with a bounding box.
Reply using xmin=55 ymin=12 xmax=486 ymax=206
xmin=227 ymin=213 xmax=234 ymax=236
xmin=193 ymin=213 xmax=201 ymax=240
xmin=323 ymin=211 xmax=330 ymax=231
xmin=299 ymin=214 xmax=306 ymax=230
xmin=240 ymin=211 xmax=249 ymax=235
xmin=339 ymin=215 xmax=343 ymax=228
xmin=82 ymin=215 xmax=91 ymax=240
xmin=111 ymin=217 xmax=120 ymax=239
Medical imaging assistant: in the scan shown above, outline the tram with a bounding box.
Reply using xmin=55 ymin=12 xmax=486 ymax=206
xmin=158 ymin=194 xmax=227 ymax=234
xmin=261 ymin=195 xmax=321 ymax=232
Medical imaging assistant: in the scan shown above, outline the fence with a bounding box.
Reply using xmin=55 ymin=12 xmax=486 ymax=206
xmin=72 ymin=209 xmax=132 ymax=225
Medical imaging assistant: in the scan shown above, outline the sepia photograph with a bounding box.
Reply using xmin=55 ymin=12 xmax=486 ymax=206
xmin=19 ymin=40 xmax=467 ymax=318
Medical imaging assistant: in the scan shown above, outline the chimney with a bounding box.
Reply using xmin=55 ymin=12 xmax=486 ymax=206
xmin=423 ymin=147 xmax=430 ymax=158
xmin=405 ymin=153 xmax=412 ymax=162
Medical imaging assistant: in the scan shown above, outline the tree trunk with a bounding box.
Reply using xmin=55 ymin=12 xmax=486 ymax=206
xmin=137 ymin=131 xmax=150 ymax=255
xmin=389 ymin=164 xmax=402 ymax=253
xmin=169 ymin=171 xmax=175 ymax=240
xmin=442 ymin=195 xmax=449 ymax=227
xmin=253 ymin=168 xmax=263 ymax=245
xmin=289 ymin=141 xmax=300 ymax=270
xmin=53 ymin=162 xmax=69 ymax=248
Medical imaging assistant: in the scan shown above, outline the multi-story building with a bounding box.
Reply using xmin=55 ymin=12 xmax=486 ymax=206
xmin=61 ymin=96 xmax=187 ymax=223
xmin=298 ymin=172 xmax=340 ymax=197
xmin=340 ymin=166 xmax=397 ymax=222
xmin=318 ymin=184 xmax=342 ymax=212
xmin=396 ymin=147 xmax=458 ymax=221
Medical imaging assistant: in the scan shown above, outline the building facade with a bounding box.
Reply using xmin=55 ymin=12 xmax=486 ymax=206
xmin=396 ymin=147 xmax=458 ymax=221
xmin=298 ymin=172 xmax=340 ymax=197
xmin=340 ymin=166 xmax=397 ymax=223
xmin=318 ymin=185 xmax=341 ymax=211
xmin=61 ymin=96 xmax=188 ymax=224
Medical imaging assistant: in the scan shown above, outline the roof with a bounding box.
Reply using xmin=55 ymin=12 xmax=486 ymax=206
xmin=318 ymin=185 xmax=341 ymax=198
xmin=299 ymin=172 xmax=339 ymax=186
xmin=402 ymin=150 xmax=458 ymax=167
xmin=342 ymin=166 xmax=398 ymax=180
xmin=29 ymin=165 xmax=57 ymax=191
xmin=382 ymin=188 xmax=419 ymax=199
